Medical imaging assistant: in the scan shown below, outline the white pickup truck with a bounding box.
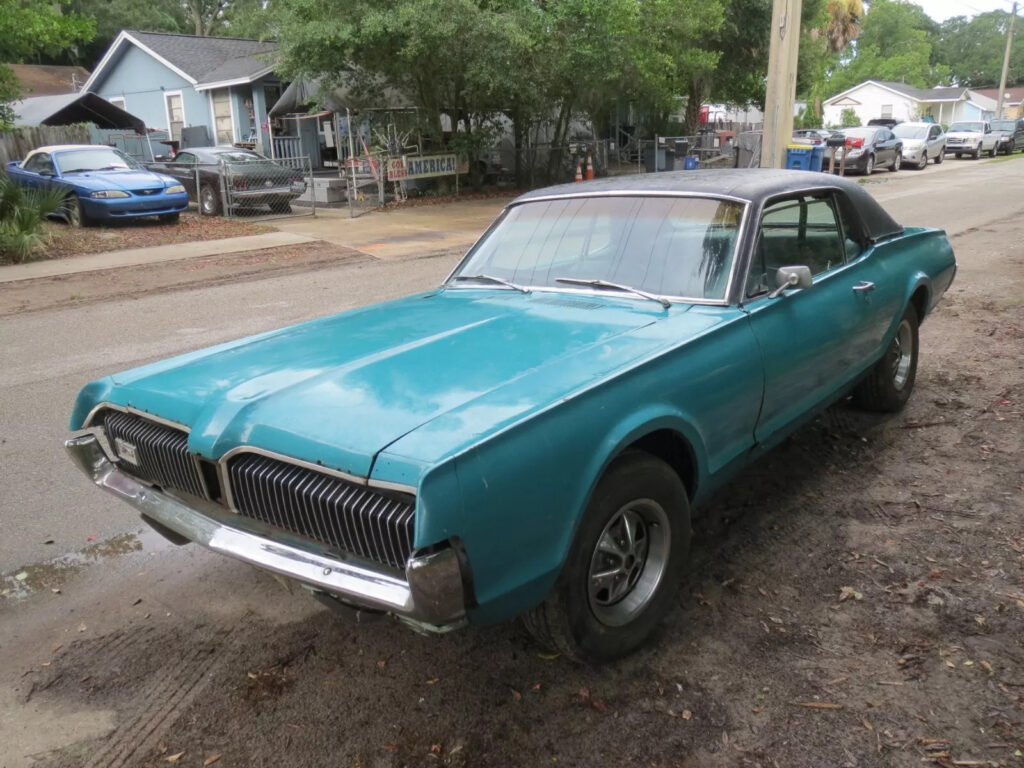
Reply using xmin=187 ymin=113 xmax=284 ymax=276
xmin=945 ymin=120 xmax=999 ymax=159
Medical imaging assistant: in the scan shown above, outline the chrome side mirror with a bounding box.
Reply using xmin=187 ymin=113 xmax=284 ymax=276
xmin=768 ymin=265 xmax=813 ymax=298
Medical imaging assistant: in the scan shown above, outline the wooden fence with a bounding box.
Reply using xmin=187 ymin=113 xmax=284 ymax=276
xmin=0 ymin=125 xmax=92 ymax=167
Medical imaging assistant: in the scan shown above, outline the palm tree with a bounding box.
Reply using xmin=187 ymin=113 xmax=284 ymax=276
xmin=825 ymin=0 xmax=864 ymax=53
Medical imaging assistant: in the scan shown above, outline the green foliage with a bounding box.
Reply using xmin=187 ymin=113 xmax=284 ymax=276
xmin=272 ymin=0 xmax=724 ymax=182
xmin=794 ymin=105 xmax=824 ymax=129
xmin=827 ymin=0 xmax=948 ymax=93
xmin=0 ymin=0 xmax=95 ymax=62
xmin=839 ymin=107 xmax=861 ymax=127
xmin=0 ymin=174 xmax=67 ymax=264
xmin=935 ymin=11 xmax=1024 ymax=88
xmin=0 ymin=64 xmax=20 ymax=130
xmin=68 ymin=0 xmax=184 ymax=63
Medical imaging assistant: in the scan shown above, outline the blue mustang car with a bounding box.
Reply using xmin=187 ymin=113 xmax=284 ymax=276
xmin=6 ymin=144 xmax=188 ymax=226
xmin=65 ymin=170 xmax=956 ymax=662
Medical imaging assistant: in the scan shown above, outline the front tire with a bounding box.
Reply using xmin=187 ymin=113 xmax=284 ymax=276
xmin=64 ymin=195 xmax=86 ymax=228
xmin=934 ymin=150 xmax=943 ymax=164
xmin=854 ymin=304 xmax=919 ymax=413
xmin=917 ymin=151 xmax=928 ymax=169
xmin=522 ymin=451 xmax=691 ymax=663
xmin=158 ymin=212 xmax=180 ymax=223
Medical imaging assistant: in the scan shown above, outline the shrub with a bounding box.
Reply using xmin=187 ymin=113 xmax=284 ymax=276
xmin=0 ymin=173 xmax=68 ymax=263
xmin=839 ymin=108 xmax=861 ymax=128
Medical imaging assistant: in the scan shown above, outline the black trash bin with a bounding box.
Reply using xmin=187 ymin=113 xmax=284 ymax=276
xmin=643 ymin=146 xmax=666 ymax=173
xmin=663 ymin=148 xmax=676 ymax=171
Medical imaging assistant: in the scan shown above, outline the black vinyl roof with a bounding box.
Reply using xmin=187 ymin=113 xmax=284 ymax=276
xmin=514 ymin=169 xmax=905 ymax=242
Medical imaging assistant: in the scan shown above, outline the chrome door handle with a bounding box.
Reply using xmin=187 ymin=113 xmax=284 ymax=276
xmin=852 ymin=281 xmax=875 ymax=293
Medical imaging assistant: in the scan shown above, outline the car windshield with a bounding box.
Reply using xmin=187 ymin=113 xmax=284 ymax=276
xmin=212 ymin=151 xmax=270 ymax=163
xmin=991 ymin=120 xmax=1017 ymax=131
xmin=54 ymin=147 xmax=140 ymax=173
xmin=892 ymin=125 xmax=929 ymax=139
xmin=448 ymin=196 xmax=745 ymax=301
xmin=949 ymin=122 xmax=985 ymax=133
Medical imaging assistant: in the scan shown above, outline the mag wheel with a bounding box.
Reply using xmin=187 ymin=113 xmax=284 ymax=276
xmin=854 ymin=304 xmax=919 ymax=413
xmin=522 ymin=451 xmax=690 ymax=663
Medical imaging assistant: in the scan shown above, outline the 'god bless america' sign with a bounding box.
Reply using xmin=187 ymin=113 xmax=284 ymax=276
xmin=387 ymin=154 xmax=465 ymax=180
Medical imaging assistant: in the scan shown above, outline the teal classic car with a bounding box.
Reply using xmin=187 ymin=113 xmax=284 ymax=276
xmin=66 ymin=170 xmax=956 ymax=662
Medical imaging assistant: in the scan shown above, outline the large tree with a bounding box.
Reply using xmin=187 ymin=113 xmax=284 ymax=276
xmin=69 ymin=0 xmax=185 ymax=65
xmin=935 ymin=10 xmax=1024 ymax=88
xmin=827 ymin=0 xmax=946 ymax=93
xmin=0 ymin=0 xmax=94 ymax=128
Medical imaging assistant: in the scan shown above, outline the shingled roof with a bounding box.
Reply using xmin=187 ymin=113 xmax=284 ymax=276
xmin=84 ymin=30 xmax=279 ymax=92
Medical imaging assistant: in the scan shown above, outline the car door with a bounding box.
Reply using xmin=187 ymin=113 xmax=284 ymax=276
xmin=170 ymin=152 xmax=198 ymax=196
xmin=741 ymin=192 xmax=893 ymax=446
xmin=18 ymin=152 xmax=56 ymax=190
xmin=928 ymin=125 xmax=943 ymax=156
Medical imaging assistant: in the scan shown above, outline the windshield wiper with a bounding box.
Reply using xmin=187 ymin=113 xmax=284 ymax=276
xmin=452 ymin=274 xmax=531 ymax=293
xmin=555 ymin=277 xmax=671 ymax=308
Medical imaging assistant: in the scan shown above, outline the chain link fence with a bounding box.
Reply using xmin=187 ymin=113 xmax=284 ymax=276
xmin=146 ymin=155 xmax=314 ymax=221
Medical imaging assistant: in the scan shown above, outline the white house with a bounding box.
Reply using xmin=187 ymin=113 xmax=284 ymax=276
xmin=823 ymin=80 xmax=996 ymax=127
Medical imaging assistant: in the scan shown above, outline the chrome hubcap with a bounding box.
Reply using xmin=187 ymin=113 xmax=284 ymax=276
xmin=888 ymin=318 xmax=914 ymax=390
xmin=588 ymin=500 xmax=670 ymax=627
xmin=201 ymin=188 xmax=215 ymax=213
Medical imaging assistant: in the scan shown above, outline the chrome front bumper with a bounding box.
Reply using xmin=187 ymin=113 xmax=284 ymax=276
xmin=65 ymin=433 xmax=467 ymax=631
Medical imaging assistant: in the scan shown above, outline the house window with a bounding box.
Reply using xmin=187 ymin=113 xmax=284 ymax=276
xmin=108 ymin=96 xmax=126 ymax=110
xmin=213 ymin=91 xmax=234 ymax=145
xmin=881 ymin=104 xmax=893 ymax=119
xmin=166 ymin=92 xmax=185 ymax=141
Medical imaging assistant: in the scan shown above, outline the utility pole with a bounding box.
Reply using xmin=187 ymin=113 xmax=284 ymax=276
xmin=997 ymin=2 xmax=1018 ymax=120
xmin=761 ymin=0 xmax=804 ymax=168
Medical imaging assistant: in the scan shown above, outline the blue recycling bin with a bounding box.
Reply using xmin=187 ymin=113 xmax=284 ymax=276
xmin=683 ymin=155 xmax=699 ymax=170
xmin=786 ymin=144 xmax=825 ymax=172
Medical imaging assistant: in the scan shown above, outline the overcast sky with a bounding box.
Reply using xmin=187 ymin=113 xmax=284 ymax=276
xmin=920 ymin=0 xmax=1017 ymax=22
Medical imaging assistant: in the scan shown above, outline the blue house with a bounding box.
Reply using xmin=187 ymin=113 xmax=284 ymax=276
xmin=83 ymin=30 xmax=283 ymax=151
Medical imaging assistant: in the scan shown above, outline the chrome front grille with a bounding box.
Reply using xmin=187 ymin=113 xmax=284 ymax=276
xmin=227 ymin=453 xmax=415 ymax=569
xmin=101 ymin=410 xmax=207 ymax=499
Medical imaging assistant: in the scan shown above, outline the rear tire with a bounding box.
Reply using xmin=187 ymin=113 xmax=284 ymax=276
xmin=989 ymin=146 xmax=997 ymax=158
xmin=854 ymin=304 xmax=919 ymax=413
xmin=522 ymin=451 xmax=691 ymax=663
xmin=863 ymin=154 xmax=874 ymax=175
xmin=200 ymin=183 xmax=221 ymax=215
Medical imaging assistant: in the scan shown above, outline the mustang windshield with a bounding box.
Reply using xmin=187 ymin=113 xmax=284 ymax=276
xmin=451 ymin=196 xmax=744 ymax=301
xmin=54 ymin=147 xmax=140 ymax=173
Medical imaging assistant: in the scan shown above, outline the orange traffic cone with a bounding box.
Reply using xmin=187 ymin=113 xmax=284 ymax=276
xmin=585 ymin=152 xmax=594 ymax=180
xmin=574 ymin=161 xmax=583 ymax=182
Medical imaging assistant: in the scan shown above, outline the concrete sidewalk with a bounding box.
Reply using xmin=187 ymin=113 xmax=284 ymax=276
xmin=0 ymin=231 xmax=317 ymax=284
xmin=0 ymin=198 xmax=509 ymax=284
xmin=272 ymin=198 xmax=508 ymax=260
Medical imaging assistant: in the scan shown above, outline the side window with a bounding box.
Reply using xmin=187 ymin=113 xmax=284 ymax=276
xmin=175 ymin=152 xmax=196 ymax=164
xmin=25 ymin=153 xmax=55 ymax=174
xmin=834 ymin=193 xmax=865 ymax=260
xmin=747 ymin=195 xmax=846 ymax=297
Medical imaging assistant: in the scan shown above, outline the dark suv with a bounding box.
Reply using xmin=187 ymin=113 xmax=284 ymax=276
xmin=990 ymin=118 xmax=1024 ymax=154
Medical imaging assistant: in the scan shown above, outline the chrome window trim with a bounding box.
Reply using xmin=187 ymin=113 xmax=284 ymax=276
xmin=442 ymin=193 xmax=751 ymax=307
xmin=83 ymin=401 xmax=192 ymax=432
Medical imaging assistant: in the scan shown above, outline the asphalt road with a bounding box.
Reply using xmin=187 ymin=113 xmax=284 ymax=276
xmin=4 ymin=158 xmax=1020 ymax=573
xmin=1 ymin=156 xmax=1023 ymax=766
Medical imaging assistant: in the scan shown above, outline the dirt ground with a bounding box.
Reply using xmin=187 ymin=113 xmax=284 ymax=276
xmin=29 ymin=213 xmax=271 ymax=262
xmin=7 ymin=212 xmax=1024 ymax=768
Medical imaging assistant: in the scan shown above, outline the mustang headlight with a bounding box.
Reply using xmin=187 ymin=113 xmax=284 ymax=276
xmin=90 ymin=190 xmax=130 ymax=199
xmin=165 ymin=184 xmax=186 ymax=194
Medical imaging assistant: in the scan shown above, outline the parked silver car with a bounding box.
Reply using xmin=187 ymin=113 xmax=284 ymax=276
xmin=892 ymin=122 xmax=945 ymax=169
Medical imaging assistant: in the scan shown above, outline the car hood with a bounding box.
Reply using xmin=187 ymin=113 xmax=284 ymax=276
xmin=60 ymin=168 xmax=174 ymax=190
xmin=80 ymin=290 xmax=713 ymax=478
xmin=899 ymin=138 xmax=925 ymax=149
